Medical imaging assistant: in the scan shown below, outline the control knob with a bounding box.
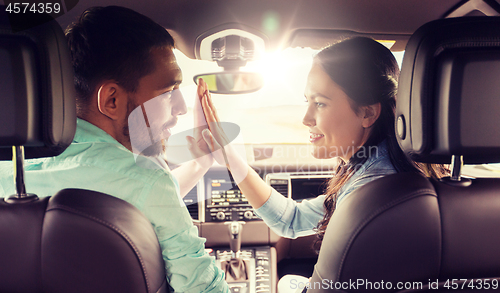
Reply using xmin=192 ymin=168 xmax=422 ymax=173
xmin=243 ymin=210 xmax=253 ymax=220
xmin=216 ymin=211 xmax=226 ymax=220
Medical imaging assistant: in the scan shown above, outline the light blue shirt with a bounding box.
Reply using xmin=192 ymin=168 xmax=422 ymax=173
xmin=0 ymin=118 xmax=228 ymax=293
xmin=254 ymin=141 xmax=396 ymax=239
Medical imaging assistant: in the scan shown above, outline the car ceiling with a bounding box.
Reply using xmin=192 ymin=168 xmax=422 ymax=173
xmin=55 ymin=0 xmax=491 ymax=58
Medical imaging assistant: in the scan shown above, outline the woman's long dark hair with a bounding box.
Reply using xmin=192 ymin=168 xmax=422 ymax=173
xmin=313 ymin=37 xmax=443 ymax=250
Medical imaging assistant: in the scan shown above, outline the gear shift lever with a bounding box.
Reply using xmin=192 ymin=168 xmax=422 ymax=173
xmin=223 ymin=220 xmax=248 ymax=282
xmin=228 ymin=221 xmax=244 ymax=257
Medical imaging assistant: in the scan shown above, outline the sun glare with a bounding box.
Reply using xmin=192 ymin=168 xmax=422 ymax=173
xmin=242 ymin=48 xmax=318 ymax=103
xmin=172 ymin=47 xmax=405 ymax=145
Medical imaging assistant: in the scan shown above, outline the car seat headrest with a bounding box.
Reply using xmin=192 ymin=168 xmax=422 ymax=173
xmin=0 ymin=7 xmax=76 ymax=160
xmin=396 ymin=17 xmax=500 ymax=164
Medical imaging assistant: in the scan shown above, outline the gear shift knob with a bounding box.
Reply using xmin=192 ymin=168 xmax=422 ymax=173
xmin=229 ymin=222 xmax=242 ymax=254
xmin=226 ymin=221 xmax=245 ymax=257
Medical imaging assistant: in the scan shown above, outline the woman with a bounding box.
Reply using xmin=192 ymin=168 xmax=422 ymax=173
xmin=198 ymin=37 xmax=444 ymax=291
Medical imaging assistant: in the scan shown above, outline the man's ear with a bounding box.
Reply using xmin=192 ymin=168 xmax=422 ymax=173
xmin=97 ymin=82 xmax=127 ymax=120
xmin=360 ymin=102 xmax=381 ymax=128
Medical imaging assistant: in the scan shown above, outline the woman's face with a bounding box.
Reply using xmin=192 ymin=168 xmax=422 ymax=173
xmin=303 ymin=64 xmax=370 ymax=161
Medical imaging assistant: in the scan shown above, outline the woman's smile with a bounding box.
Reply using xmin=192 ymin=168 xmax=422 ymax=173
xmin=309 ymin=132 xmax=324 ymax=143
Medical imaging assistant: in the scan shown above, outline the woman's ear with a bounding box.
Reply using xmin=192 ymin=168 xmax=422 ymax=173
xmin=360 ymin=102 xmax=381 ymax=128
xmin=97 ymin=82 xmax=127 ymax=120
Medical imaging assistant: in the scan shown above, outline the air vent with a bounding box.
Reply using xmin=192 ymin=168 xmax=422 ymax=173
xmin=291 ymin=178 xmax=329 ymax=201
xmin=270 ymin=179 xmax=288 ymax=196
xmin=184 ymin=185 xmax=199 ymax=220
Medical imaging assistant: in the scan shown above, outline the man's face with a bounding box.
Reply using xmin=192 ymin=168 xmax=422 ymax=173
xmin=126 ymin=47 xmax=186 ymax=157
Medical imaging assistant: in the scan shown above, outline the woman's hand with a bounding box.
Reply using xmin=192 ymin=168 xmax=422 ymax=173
xmin=184 ymin=79 xmax=215 ymax=170
xmin=197 ymin=79 xmax=270 ymax=207
xmin=197 ymin=78 xmax=232 ymax=166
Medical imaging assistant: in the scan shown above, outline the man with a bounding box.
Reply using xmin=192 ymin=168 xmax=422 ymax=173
xmin=0 ymin=6 xmax=228 ymax=293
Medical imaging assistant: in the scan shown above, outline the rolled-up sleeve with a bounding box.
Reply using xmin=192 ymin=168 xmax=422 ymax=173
xmin=254 ymin=188 xmax=326 ymax=239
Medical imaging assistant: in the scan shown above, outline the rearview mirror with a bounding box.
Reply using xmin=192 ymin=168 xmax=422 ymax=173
xmin=194 ymin=72 xmax=264 ymax=94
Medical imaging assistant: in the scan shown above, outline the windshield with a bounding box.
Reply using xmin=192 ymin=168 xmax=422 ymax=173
xmin=173 ymin=47 xmax=405 ymax=145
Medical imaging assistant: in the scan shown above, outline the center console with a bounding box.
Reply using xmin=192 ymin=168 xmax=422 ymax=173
xmin=202 ymin=170 xmax=276 ymax=293
xmin=210 ymin=247 xmax=274 ymax=293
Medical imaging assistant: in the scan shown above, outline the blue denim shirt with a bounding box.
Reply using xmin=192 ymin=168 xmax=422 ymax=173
xmin=254 ymin=141 xmax=396 ymax=239
xmin=0 ymin=118 xmax=228 ymax=293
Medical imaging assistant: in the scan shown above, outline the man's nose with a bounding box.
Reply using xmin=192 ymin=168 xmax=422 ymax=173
xmin=171 ymin=89 xmax=187 ymax=116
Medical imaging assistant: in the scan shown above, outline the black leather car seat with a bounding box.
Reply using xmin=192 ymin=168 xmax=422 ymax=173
xmin=308 ymin=17 xmax=500 ymax=292
xmin=0 ymin=8 xmax=168 ymax=293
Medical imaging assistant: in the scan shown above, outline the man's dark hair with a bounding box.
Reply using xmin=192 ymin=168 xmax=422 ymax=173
xmin=65 ymin=6 xmax=175 ymax=115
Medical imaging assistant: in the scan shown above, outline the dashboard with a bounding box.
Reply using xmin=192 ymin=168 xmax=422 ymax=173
xmin=181 ymin=165 xmax=332 ymax=248
xmin=183 ymin=166 xmax=331 ymax=221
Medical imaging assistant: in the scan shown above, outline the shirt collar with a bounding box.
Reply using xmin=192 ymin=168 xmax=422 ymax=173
xmin=73 ymin=118 xmax=169 ymax=170
xmin=74 ymin=118 xmax=125 ymax=148
xmin=349 ymin=139 xmax=389 ymax=175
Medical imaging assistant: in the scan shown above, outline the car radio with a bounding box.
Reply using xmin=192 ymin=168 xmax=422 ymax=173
xmin=205 ymin=171 xmax=259 ymax=222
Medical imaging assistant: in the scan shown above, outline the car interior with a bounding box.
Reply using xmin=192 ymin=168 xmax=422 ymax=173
xmin=1 ymin=0 xmax=500 ymax=292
